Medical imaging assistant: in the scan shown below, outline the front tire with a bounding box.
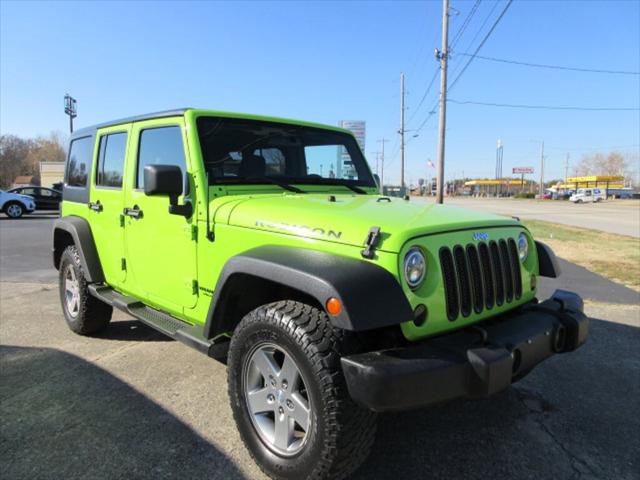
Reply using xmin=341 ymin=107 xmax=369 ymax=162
xmin=4 ymin=202 xmax=24 ymax=218
xmin=227 ymin=301 xmax=377 ymax=480
xmin=58 ymin=245 xmax=112 ymax=335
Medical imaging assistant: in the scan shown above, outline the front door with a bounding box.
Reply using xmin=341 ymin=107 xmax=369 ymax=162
xmin=89 ymin=126 xmax=131 ymax=286
xmin=122 ymin=119 xmax=197 ymax=316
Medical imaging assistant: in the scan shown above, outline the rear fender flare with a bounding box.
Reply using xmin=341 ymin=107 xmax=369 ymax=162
xmin=52 ymin=216 xmax=104 ymax=283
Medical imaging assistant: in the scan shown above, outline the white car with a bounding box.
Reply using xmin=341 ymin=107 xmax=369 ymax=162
xmin=569 ymin=188 xmax=606 ymax=203
xmin=0 ymin=189 xmax=37 ymax=218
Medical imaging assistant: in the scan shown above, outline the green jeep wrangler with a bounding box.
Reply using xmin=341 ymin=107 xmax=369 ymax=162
xmin=53 ymin=109 xmax=588 ymax=480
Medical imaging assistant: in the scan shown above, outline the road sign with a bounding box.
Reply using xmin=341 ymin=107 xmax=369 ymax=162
xmin=513 ymin=167 xmax=534 ymax=174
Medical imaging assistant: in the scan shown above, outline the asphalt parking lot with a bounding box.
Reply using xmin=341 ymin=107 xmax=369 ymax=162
xmin=1 ymin=213 xmax=639 ymax=480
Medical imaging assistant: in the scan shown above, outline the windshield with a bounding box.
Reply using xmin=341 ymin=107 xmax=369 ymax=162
xmin=196 ymin=117 xmax=376 ymax=188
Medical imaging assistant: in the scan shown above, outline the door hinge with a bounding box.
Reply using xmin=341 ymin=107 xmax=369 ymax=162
xmin=191 ymin=279 xmax=198 ymax=295
xmin=121 ymin=258 xmax=127 ymax=270
xmin=191 ymin=225 xmax=198 ymax=241
xmin=119 ymin=214 xmax=125 ymax=227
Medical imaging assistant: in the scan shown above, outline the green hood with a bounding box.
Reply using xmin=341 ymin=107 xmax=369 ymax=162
xmin=213 ymin=193 xmax=519 ymax=253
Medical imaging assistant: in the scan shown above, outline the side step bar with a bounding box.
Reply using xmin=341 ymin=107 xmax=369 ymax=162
xmin=88 ymin=284 xmax=229 ymax=361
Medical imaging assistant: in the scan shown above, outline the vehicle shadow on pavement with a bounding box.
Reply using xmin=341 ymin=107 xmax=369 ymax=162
xmin=353 ymin=317 xmax=640 ymax=480
xmin=94 ymin=320 xmax=174 ymax=342
xmin=0 ymin=345 xmax=247 ymax=480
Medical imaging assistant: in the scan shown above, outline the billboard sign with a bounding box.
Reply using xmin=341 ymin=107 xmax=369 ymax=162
xmin=513 ymin=167 xmax=534 ymax=174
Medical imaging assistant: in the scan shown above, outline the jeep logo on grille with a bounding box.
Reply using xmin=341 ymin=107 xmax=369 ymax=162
xmin=473 ymin=232 xmax=489 ymax=242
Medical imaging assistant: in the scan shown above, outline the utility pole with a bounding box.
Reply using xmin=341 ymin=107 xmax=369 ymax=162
xmin=435 ymin=0 xmax=450 ymax=204
xmin=369 ymin=151 xmax=380 ymax=176
xmin=399 ymin=72 xmax=406 ymax=195
xmin=64 ymin=94 xmax=77 ymax=133
xmin=539 ymin=141 xmax=545 ymax=197
xmin=378 ymin=138 xmax=388 ymax=195
xmin=564 ymin=153 xmax=570 ymax=183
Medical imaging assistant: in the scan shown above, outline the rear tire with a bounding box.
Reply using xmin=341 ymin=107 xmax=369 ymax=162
xmin=227 ymin=301 xmax=377 ymax=480
xmin=4 ymin=202 xmax=24 ymax=218
xmin=58 ymin=245 xmax=112 ymax=335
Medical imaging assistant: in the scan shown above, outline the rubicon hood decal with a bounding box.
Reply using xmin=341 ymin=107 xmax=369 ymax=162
xmin=255 ymin=219 xmax=342 ymax=240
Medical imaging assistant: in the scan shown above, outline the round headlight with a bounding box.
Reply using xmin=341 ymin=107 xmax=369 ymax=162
xmin=404 ymin=247 xmax=426 ymax=289
xmin=517 ymin=232 xmax=529 ymax=262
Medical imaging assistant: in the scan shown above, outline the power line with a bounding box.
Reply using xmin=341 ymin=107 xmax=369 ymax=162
xmin=408 ymin=0 xmax=481 ymax=127
xmin=451 ymin=52 xmax=640 ymax=75
xmin=448 ymin=98 xmax=640 ymax=111
xmin=406 ymin=67 xmax=439 ymax=126
xmin=447 ymin=0 xmax=501 ymax=82
xmin=448 ymin=0 xmax=514 ymax=92
xmin=411 ymin=0 xmax=513 ymax=137
xmin=450 ymin=0 xmax=481 ymax=50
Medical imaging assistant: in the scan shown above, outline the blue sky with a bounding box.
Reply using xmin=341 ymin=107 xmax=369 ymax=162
xmin=1 ymin=0 xmax=639 ymax=184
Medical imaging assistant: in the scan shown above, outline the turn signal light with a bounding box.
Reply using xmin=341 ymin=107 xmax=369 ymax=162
xmin=326 ymin=297 xmax=343 ymax=316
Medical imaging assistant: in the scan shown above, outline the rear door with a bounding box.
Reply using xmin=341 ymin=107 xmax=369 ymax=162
xmin=89 ymin=125 xmax=131 ymax=286
xmin=121 ymin=118 xmax=197 ymax=316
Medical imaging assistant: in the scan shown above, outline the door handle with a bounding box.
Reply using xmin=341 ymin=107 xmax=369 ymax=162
xmin=88 ymin=201 xmax=103 ymax=212
xmin=123 ymin=206 xmax=143 ymax=219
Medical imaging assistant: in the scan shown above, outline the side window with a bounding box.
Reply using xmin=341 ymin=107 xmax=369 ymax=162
xmin=96 ymin=132 xmax=127 ymax=187
xmin=67 ymin=136 xmax=94 ymax=187
xmin=137 ymin=126 xmax=186 ymax=189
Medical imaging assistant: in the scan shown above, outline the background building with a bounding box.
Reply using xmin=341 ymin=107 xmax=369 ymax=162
xmin=337 ymin=120 xmax=365 ymax=178
xmin=40 ymin=161 xmax=65 ymax=188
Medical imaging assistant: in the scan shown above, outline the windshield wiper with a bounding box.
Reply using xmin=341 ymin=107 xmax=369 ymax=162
xmin=248 ymin=177 xmax=305 ymax=194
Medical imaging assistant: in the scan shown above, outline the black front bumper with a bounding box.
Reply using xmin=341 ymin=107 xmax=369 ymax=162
xmin=341 ymin=290 xmax=588 ymax=412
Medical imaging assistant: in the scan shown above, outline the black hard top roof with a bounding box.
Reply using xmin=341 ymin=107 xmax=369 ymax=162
xmin=71 ymin=108 xmax=192 ymax=138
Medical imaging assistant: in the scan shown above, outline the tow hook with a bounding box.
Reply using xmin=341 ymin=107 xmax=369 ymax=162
xmin=361 ymin=226 xmax=381 ymax=259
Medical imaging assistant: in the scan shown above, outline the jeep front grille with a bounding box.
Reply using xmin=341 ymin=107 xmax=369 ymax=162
xmin=439 ymin=239 xmax=522 ymax=321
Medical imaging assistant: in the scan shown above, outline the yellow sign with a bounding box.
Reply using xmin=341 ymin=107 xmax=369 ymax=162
xmin=565 ymin=175 xmax=623 ymax=183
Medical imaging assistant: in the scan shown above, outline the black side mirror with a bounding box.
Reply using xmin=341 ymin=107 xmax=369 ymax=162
xmin=144 ymin=164 xmax=192 ymax=217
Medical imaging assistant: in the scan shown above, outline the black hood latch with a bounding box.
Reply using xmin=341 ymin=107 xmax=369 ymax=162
xmin=361 ymin=226 xmax=381 ymax=259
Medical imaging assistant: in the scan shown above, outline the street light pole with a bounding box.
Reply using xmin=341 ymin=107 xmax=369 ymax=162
xmin=399 ymin=72 xmax=406 ymax=195
xmin=435 ymin=0 xmax=450 ymax=204
xmin=64 ymin=94 xmax=77 ymax=133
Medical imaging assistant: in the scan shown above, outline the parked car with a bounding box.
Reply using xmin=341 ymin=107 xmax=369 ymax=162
xmin=53 ymin=108 xmax=588 ymax=480
xmin=8 ymin=186 xmax=62 ymax=210
xmin=570 ymin=188 xmax=606 ymax=203
xmin=0 ymin=189 xmax=36 ymax=218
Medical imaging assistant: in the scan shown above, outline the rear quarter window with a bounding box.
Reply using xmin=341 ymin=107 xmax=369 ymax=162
xmin=67 ymin=136 xmax=94 ymax=187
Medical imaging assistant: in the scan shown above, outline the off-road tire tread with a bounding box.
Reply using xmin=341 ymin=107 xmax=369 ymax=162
xmin=59 ymin=245 xmax=112 ymax=335
xmin=228 ymin=300 xmax=377 ymax=480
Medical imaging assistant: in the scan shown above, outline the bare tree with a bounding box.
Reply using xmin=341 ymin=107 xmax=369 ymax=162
xmin=0 ymin=132 xmax=66 ymax=188
xmin=574 ymin=151 xmax=629 ymax=177
xmin=0 ymin=135 xmax=30 ymax=189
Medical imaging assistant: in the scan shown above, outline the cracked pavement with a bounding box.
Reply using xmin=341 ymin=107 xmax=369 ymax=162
xmin=1 ymin=216 xmax=639 ymax=479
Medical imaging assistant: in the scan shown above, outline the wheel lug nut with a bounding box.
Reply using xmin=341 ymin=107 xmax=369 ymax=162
xmin=286 ymin=399 xmax=294 ymax=410
xmin=278 ymin=406 xmax=284 ymax=416
xmin=267 ymin=394 xmax=275 ymax=403
xmin=269 ymin=376 xmax=276 ymax=387
xmin=281 ymin=380 xmax=288 ymax=390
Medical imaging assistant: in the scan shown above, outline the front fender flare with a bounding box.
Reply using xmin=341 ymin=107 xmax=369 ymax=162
xmin=204 ymin=246 xmax=413 ymax=337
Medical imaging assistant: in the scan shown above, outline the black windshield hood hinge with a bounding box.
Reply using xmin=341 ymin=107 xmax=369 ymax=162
xmin=361 ymin=226 xmax=382 ymax=259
